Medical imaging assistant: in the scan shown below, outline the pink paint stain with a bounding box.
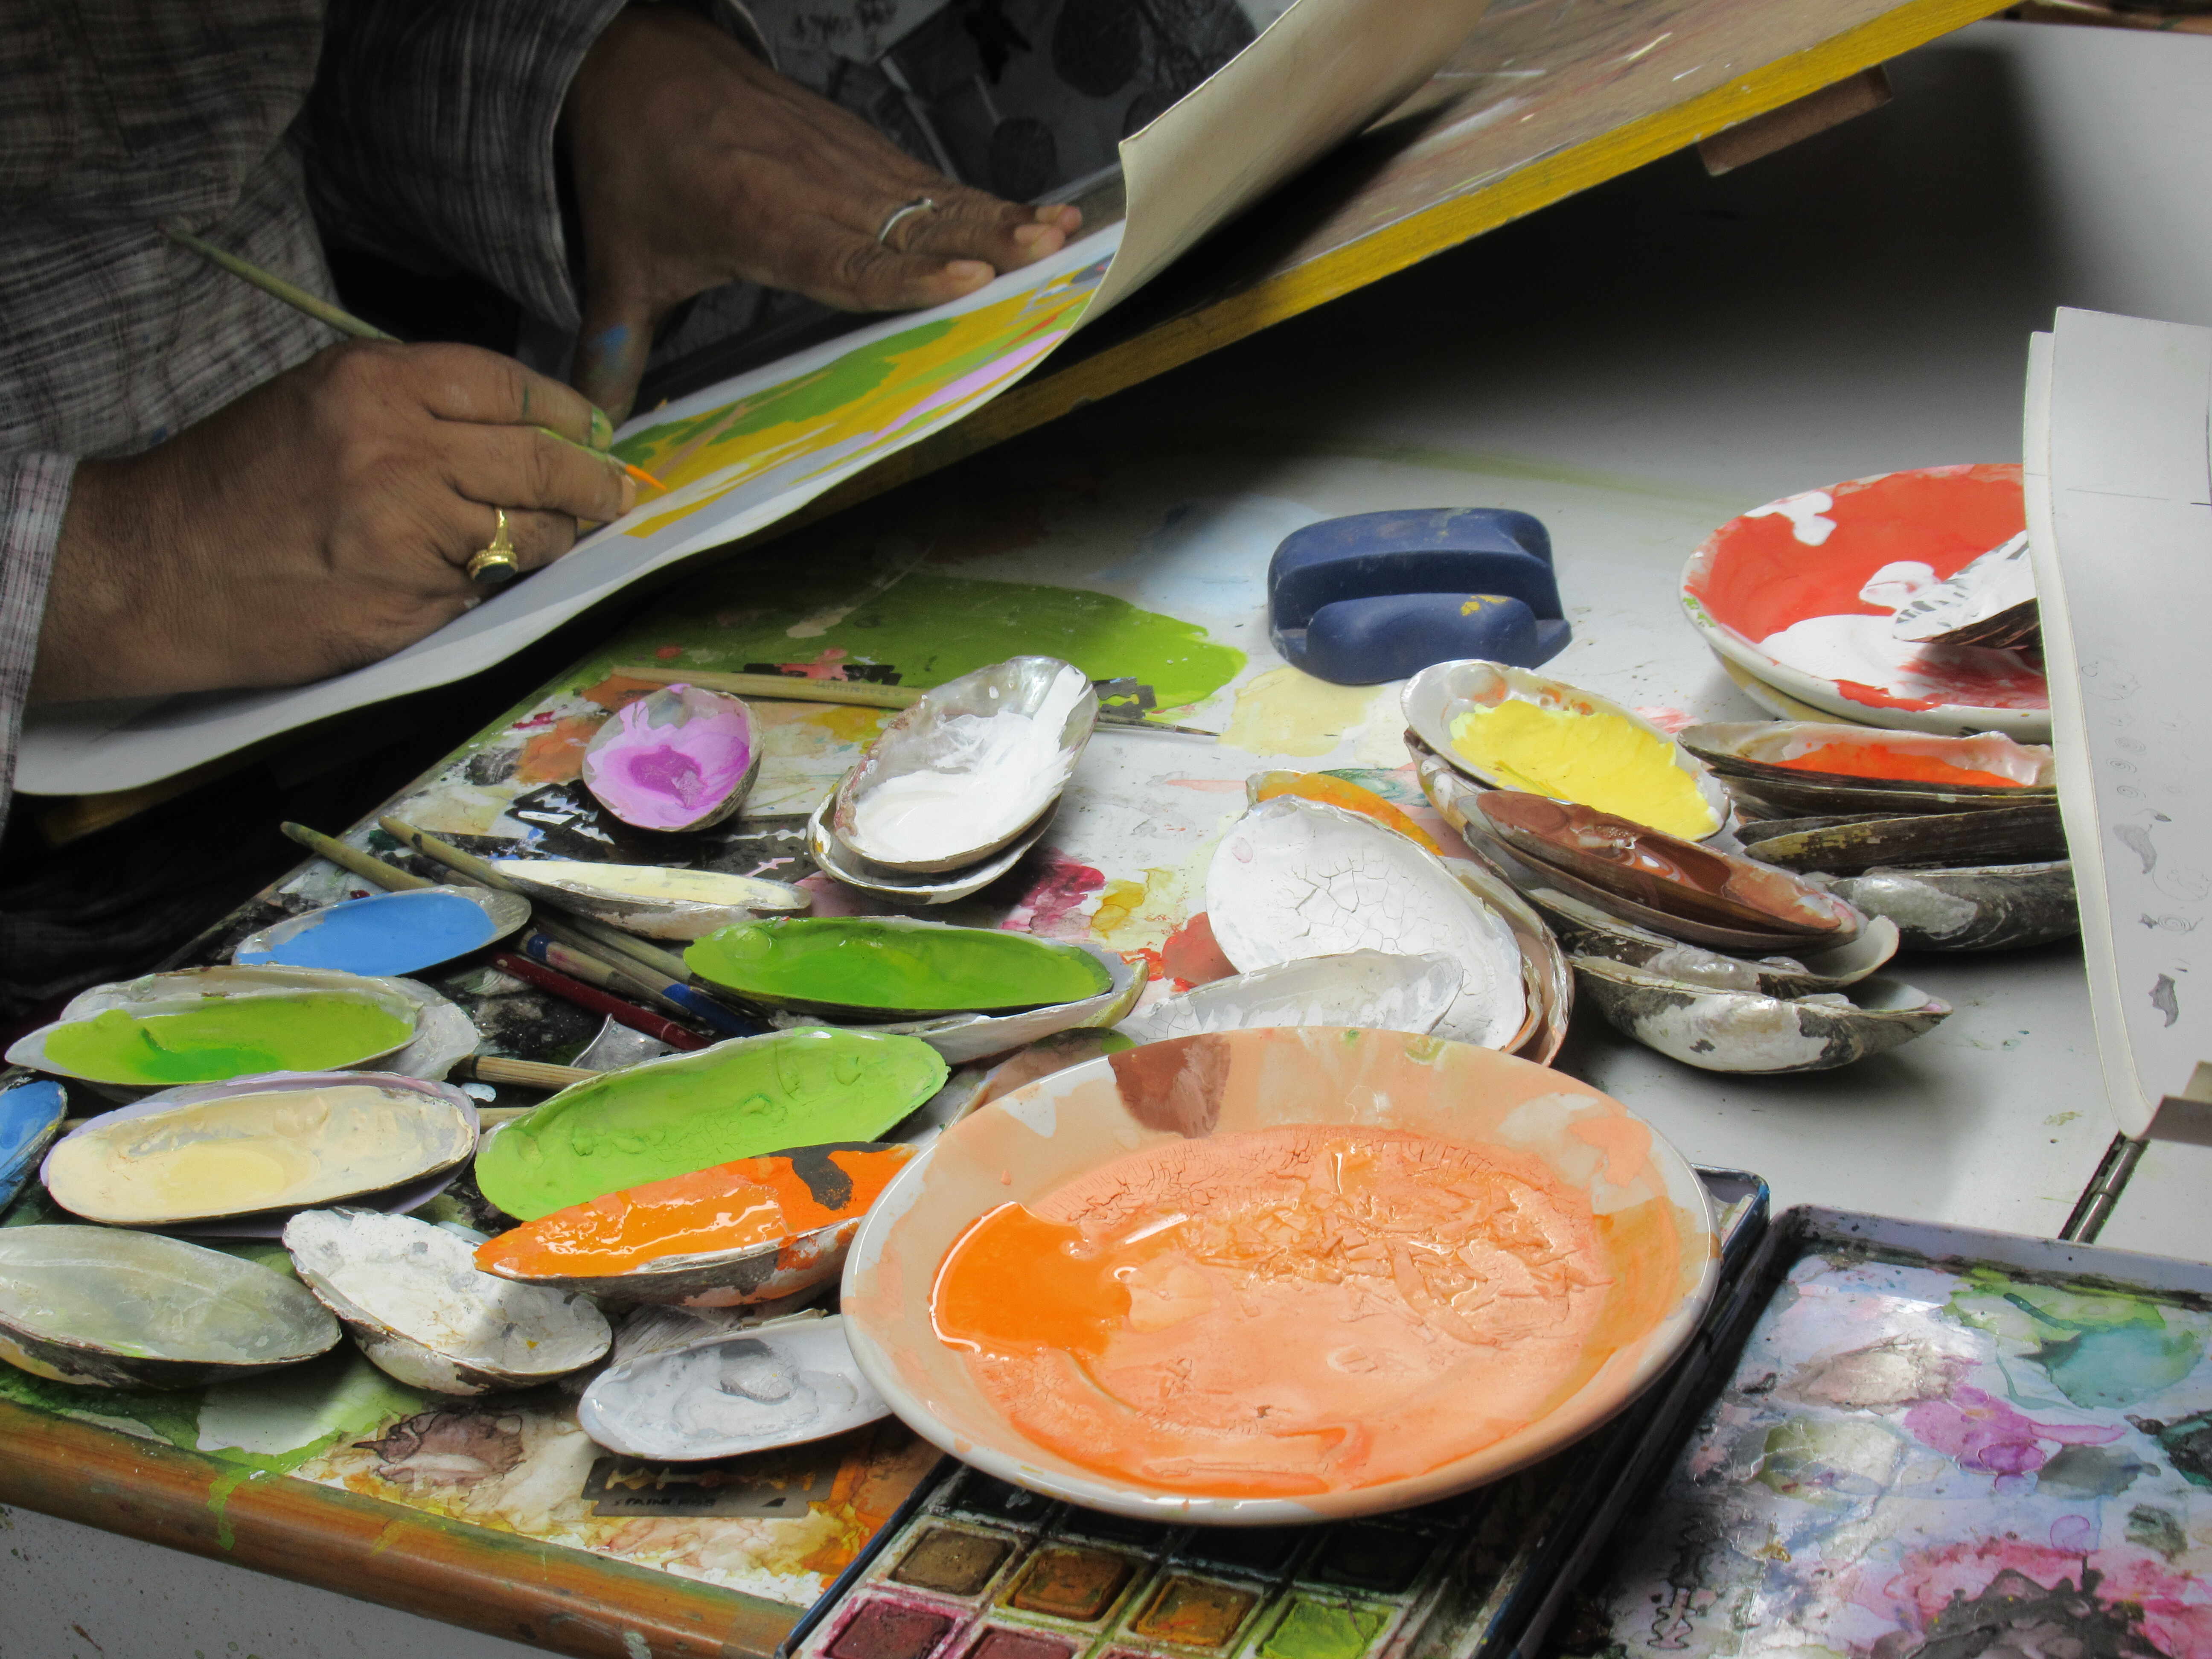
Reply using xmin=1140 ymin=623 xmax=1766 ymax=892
xmin=1001 ymin=856 xmax=1104 ymax=941
xmin=1853 ymin=1537 xmax=2212 ymax=1658
xmin=653 ymin=644 xmax=684 ymax=661
xmin=774 ymin=647 xmax=853 ymax=682
xmin=1635 ymin=705 xmax=1696 ymax=734
xmin=1902 ymin=1384 xmax=2123 ymax=1479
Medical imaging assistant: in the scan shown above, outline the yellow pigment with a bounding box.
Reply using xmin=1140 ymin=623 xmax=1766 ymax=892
xmin=1449 ymin=701 xmax=1717 ymax=839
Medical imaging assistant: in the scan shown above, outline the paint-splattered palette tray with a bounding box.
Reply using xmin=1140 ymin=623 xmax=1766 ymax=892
xmin=1559 ymin=1205 xmax=2212 ymax=1656
xmin=780 ymin=1170 xmax=1773 ymax=1659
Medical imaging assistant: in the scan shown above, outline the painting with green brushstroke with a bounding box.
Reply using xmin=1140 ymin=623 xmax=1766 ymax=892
xmin=1572 ymin=1242 xmax=2212 ymax=1657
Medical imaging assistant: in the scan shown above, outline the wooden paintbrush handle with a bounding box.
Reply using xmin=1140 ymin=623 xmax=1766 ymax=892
xmin=611 ymin=665 xmax=921 ymax=709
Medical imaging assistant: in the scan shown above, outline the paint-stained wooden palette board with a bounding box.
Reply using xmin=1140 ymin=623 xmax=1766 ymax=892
xmin=0 ymin=0 xmax=2016 ymax=1648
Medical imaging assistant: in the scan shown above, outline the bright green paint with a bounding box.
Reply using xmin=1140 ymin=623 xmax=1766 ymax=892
xmin=1262 ymin=1601 xmax=1391 ymax=1659
xmin=614 ymin=318 xmax=956 ymax=474
xmin=41 ymin=996 xmax=413 ymax=1086
xmin=574 ymin=564 xmax=1246 ymax=715
xmin=686 ymin=919 xmax=1110 ymax=1013
xmin=473 ymin=1027 xmax=948 ymax=1220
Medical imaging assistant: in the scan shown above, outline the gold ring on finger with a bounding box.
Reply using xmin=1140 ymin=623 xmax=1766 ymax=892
xmin=467 ymin=507 xmax=521 ymax=585
xmin=876 ymin=196 xmax=937 ymax=247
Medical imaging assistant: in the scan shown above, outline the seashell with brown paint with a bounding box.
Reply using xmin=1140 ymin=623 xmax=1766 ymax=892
xmin=1525 ymin=885 xmax=1898 ymax=998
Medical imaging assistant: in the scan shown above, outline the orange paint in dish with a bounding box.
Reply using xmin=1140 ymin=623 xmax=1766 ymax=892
xmin=477 ymin=1143 xmax=913 ymax=1278
xmin=930 ymin=1125 xmax=1623 ymax=1497
xmin=1771 ymin=742 xmax=2013 ymax=789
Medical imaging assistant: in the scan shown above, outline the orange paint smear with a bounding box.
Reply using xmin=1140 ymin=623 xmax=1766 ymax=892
xmin=932 ymin=1126 xmax=1659 ymax=1496
xmin=477 ymin=1146 xmax=913 ymax=1278
xmin=1773 ymin=742 xmax=2014 ymax=788
xmin=1252 ymin=773 xmax=1445 ymax=855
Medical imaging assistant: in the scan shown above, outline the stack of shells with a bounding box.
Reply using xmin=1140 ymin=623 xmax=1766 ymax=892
xmin=1404 ymin=661 xmax=1955 ymax=1074
xmin=810 ymin=656 xmax=1097 ymax=905
xmin=1676 ymin=722 xmax=2072 ymax=954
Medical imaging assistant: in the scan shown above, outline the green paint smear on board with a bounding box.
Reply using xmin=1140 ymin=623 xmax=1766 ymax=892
xmin=475 ymin=1027 xmax=949 ymax=1220
xmin=572 ymin=563 xmax=1246 ymax=714
xmin=1263 ymin=1601 xmax=1392 ymax=1659
xmin=687 ymin=919 xmax=1110 ymax=1014
xmin=41 ymin=996 xmax=413 ymax=1086
xmin=1950 ymin=1270 xmax=2209 ymax=1410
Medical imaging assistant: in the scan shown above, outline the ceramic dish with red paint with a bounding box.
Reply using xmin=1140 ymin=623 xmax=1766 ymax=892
xmin=1680 ymin=464 xmax=2049 ymax=740
xmin=841 ymin=1025 xmax=1716 ymax=1525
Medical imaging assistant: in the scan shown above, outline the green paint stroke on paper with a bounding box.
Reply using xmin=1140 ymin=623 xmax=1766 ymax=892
xmin=42 ymin=997 xmax=412 ymax=1086
xmin=1951 ymin=1270 xmax=2209 ymax=1409
xmin=579 ymin=565 xmax=1246 ymax=714
xmin=688 ymin=918 xmax=1111 ymax=1014
xmin=474 ymin=1027 xmax=947 ymax=1220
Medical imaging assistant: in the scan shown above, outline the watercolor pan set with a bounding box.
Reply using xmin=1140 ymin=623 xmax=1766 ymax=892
xmin=1571 ymin=1205 xmax=2212 ymax=1655
xmin=783 ymin=1171 xmax=1772 ymax=1659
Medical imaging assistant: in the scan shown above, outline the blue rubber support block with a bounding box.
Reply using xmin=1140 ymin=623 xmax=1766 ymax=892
xmin=1268 ymin=507 xmax=1571 ymax=684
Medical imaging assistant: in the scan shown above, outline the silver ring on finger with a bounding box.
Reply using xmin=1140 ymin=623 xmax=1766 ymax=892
xmin=876 ymin=196 xmax=937 ymax=247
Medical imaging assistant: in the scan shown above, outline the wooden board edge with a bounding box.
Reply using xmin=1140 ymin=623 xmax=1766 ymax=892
xmin=0 ymin=1399 xmax=800 ymax=1659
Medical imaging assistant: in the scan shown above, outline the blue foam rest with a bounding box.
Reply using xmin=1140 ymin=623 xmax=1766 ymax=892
xmin=1268 ymin=508 xmax=1568 ymax=684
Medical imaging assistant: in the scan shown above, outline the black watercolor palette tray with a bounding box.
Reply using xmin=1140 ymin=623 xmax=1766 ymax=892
xmin=781 ymin=1169 xmax=1773 ymax=1659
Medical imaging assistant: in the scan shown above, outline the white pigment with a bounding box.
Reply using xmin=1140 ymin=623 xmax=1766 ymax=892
xmin=852 ymin=672 xmax=1087 ymax=862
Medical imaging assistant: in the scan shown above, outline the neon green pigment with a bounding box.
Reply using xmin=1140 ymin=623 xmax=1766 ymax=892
xmin=472 ymin=1027 xmax=947 ymax=1220
xmin=685 ymin=919 xmax=1111 ymax=1013
xmin=41 ymin=996 xmax=413 ymax=1086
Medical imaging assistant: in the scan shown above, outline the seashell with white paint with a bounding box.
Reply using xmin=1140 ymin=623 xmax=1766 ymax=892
xmin=233 ymin=885 xmax=529 ymax=977
xmin=283 ymin=1209 xmax=611 ymax=1395
xmin=582 ymin=684 xmax=761 ymax=833
xmin=41 ymin=1072 xmax=477 ymax=1230
xmin=491 ymin=857 xmax=808 ymax=940
xmin=831 ymin=656 xmax=1097 ymax=873
xmin=1402 ymin=659 xmax=1731 ymax=840
xmin=806 ymin=794 xmax=1054 ymax=907
xmin=1118 ymin=951 xmax=1462 ymax=1045
xmin=767 ymin=942 xmax=1144 ymax=1064
xmin=1821 ymin=859 xmax=2078 ymax=952
xmin=1679 ymin=720 xmax=2053 ymax=818
xmin=1888 ymin=531 xmax=2039 ymax=648
xmin=1207 ymin=797 xmax=1530 ymax=1051
xmin=1572 ymin=959 xmax=1950 ymax=1074
xmin=0 ymin=1225 xmax=340 ymax=1389
xmin=1525 ymin=885 xmax=1898 ymax=998
xmin=578 ymin=1312 xmax=889 ymax=1461
xmin=474 ymin=1141 xmax=917 ymax=1308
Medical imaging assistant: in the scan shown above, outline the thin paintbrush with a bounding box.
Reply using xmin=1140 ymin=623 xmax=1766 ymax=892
xmin=163 ymin=225 xmax=665 ymax=490
xmin=611 ymin=663 xmax=1222 ymax=737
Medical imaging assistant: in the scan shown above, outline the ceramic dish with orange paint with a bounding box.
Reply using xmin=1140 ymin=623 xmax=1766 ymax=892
xmin=840 ymin=1025 xmax=1716 ymax=1524
xmin=1680 ymin=465 xmax=2049 ymax=740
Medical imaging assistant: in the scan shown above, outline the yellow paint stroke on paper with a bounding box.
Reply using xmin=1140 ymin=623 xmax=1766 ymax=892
xmin=616 ymin=261 xmax=1105 ymax=538
xmin=1089 ymin=864 xmax=1195 ymax=953
xmin=1220 ymin=667 xmax=1384 ymax=758
xmin=1447 ymin=700 xmax=1718 ymax=840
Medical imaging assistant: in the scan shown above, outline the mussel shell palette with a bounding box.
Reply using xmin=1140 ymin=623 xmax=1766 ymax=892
xmin=285 ymin=1209 xmax=611 ymax=1395
xmin=490 ymin=857 xmax=809 ymax=940
xmin=684 ymin=917 xmax=1115 ymax=1019
xmin=1573 ymin=959 xmax=1950 ymax=1075
xmin=0 ymin=1225 xmax=340 ymax=1389
xmin=41 ymin=1071 xmax=477 ymax=1229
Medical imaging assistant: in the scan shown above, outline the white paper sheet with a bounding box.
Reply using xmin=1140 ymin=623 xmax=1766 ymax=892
xmin=17 ymin=0 xmax=1488 ymax=797
xmin=2027 ymin=306 xmax=2212 ymax=1137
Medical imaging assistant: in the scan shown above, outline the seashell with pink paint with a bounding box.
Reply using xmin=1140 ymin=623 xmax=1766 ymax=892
xmin=582 ymin=684 xmax=761 ymax=833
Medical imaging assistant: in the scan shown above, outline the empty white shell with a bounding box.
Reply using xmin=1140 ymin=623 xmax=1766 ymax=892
xmin=284 ymin=1209 xmax=611 ymax=1395
xmin=1821 ymin=859 xmax=2078 ymax=952
xmin=831 ymin=657 xmax=1097 ymax=873
xmin=491 ymin=857 xmax=808 ymax=939
xmin=1207 ymin=797 xmax=1528 ymax=1051
xmin=578 ymin=1312 xmax=889 ymax=1461
xmin=806 ymin=794 xmax=1054 ymax=906
xmin=1574 ymin=959 xmax=1950 ymax=1073
xmin=1118 ymin=950 xmax=1463 ymax=1045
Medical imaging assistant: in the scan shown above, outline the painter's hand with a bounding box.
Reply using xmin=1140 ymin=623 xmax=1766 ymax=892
xmin=30 ymin=341 xmax=635 ymax=703
xmin=562 ymin=6 xmax=1082 ymax=420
